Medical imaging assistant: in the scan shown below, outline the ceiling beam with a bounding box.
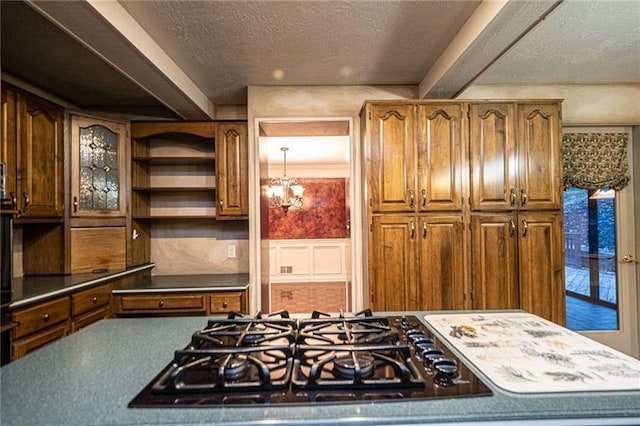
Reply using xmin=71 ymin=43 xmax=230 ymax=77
xmin=419 ymin=0 xmax=564 ymax=99
xmin=27 ymin=0 xmax=215 ymax=120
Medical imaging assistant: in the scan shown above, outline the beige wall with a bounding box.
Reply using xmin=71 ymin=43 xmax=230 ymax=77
xmin=459 ymin=84 xmax=640 ymax=125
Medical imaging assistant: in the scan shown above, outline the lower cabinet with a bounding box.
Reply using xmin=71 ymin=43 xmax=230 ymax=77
xmin=210 ymin=292 xmax=246 ymax=313
xmin=12 ymin=297 xmax=71 ymax=360
xmin=113 ymin=290 xmax=248 ymax=316
xmin=71 ymin=283 xmax=112 ymax=332
xmin=12 ymin=322 xmax=70 ymax=360
xmin=369 ymin=214 xmax=464 ymax=311
xmin=470 ymin=212 xmax=565 ymax=325
xmin=11 ymin=282 xmax=114 ymax=361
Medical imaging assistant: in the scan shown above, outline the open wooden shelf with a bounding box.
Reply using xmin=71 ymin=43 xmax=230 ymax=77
xmin=132 ymin=186 xmax=216 ymax=192
xmin=132 ymin=155 xmax=215 ymax=165
xmin=132 ymin=215 xmax=218 ymax=220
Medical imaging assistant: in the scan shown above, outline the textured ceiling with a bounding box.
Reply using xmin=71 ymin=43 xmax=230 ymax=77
xmin=117 ymin=0 xmax=479 ymax=105
xmin=475 ymin=0 xmax=640 ymax=85
xmin=1 ymin=0 xmax=638 ymax=120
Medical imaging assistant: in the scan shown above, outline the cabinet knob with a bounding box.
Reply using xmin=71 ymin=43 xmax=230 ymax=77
xmin=408 ymin=190 xmax=415 ymax=208
xmin=509 ymin=188 xmax=517 ymax=206
xmin=222 ymin=301 xmax=228 ymax=309
xmin=42 ymin=313 xmax=50 ymax=322
xmin=158 ymin=300 xmax=164 ymax=308
xmin=73 ymin=196 xmax=79 ymax=213
xmin=92 ymin=297 xmax=98 ymax=304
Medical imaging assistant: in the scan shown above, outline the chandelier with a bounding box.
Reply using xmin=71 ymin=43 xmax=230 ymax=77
xmin=268 ymin=147 xmax=304 ymax=214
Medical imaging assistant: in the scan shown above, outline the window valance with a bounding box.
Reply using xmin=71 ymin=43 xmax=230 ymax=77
xmin=562 ymin=132 xmax=630 ymax=190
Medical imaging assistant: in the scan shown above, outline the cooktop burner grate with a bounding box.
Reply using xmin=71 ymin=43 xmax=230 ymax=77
xmin=292 ymin=344 xmax=424 ymax=389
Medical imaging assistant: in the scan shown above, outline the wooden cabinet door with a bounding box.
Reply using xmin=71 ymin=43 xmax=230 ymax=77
xmin=518 ymin=212 xmax=565 ymax=325
xmin=417 ymin=104 xmax=463 ymax=211
xmin=517 ymin=103 xmax=562 ymax=210
xmin=417 ymin=215 xmax=465 ymax=310
xmin=216 ymin=122 xmax=248 ymax=218
xmin=470 ymin=214 xmax=519 ymax=310
xmin=18 ymin=93 xmax=64 ymax=217
xmin=367 ymin=104 xmax=417 ymax=212
xmin=469 ymin=103 xmax=517 ymax=211
xmin=70 ymin=114 xmax=128 ymax=217
xmin=370 ymin=215 xmax=417 ymax=310
xmin=1 ymin=85 xmax=18 ymax=211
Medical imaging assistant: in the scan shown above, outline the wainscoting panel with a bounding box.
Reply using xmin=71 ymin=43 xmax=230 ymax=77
xmin=269 ymin=239 xmax=348 ymax=282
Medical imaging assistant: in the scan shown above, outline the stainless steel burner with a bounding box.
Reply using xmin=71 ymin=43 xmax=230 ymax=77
xmin=333 ymin=353 xmax=375 ymax=379
xmin=224 ymin=355 xmax=249 ymax=380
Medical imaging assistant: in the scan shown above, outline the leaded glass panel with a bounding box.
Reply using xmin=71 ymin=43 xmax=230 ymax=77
xmin=79 ymin=125 xmax=119 ymax=210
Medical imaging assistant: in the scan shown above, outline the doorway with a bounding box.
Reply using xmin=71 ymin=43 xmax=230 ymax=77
xmin=563 ymin=127 xmax=638 ymax=357
xmin=255 ymin=119 xmax=355 ymax=314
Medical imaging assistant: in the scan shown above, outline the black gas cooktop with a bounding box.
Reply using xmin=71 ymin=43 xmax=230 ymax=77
xmin=129 ymin=310 xmax=492 ymax=407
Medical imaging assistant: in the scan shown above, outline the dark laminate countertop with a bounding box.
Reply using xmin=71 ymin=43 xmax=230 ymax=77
xmin=8 ymin=264 xmax=156 ymax=309
xmin=7 ymin=266 xmax=249 ymax=311
xmin=111 ymin=273 xmax=250 ymax=294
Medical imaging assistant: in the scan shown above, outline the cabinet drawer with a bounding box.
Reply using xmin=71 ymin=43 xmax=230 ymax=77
xmin=72 ymin=284 xmax=112 ymax=316
xmin=12 ymin=322 xmax=70 ymax=360
xmin=117 ymin=294 xmax=206 ymax=313
xmin=210 ymin=292 xmax=243 ymax=313
xmin=72 ymin=305 xmax=110 ymax=332
xmin=13 ymin=297 xmax=71 ymax=339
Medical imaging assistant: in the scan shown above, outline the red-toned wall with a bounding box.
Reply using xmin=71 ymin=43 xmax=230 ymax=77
xmin=268 ymin=178 xmax=349 ymax=239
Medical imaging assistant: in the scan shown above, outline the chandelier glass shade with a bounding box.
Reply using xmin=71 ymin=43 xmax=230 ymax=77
xmin=268 ymin=147 xmax=304 ymax=214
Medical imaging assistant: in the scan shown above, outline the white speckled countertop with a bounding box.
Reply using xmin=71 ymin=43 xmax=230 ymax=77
xmin=1 ymin=314 xmax=639 ymax=426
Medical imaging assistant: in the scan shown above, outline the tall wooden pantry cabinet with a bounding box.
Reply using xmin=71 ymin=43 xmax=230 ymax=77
xmin=361 ymin=99 xmax=565 ymax=325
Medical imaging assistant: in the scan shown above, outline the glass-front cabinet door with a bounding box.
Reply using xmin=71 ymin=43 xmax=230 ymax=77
xmin=70 ymin=115 xmax=128 ymax=217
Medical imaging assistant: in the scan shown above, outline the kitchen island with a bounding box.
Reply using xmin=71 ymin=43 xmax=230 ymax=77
xmin=1 ymin=314 xmax=639 ymax=426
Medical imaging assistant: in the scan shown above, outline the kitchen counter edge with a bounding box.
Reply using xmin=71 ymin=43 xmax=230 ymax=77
xmin=8 ymin=263 xmax=156 ymax=310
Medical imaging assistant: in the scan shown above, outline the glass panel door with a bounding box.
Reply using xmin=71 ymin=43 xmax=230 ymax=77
xmin=70 ymin=114 xmax=127 ymax=217
xmin=564 ymin=187 xmax=618 ymax=330
xmin=563 ymin=126 xmax=637 ymax=357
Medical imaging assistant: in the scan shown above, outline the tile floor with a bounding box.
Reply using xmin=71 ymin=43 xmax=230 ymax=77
xmin=565 ymin=266 xmax=618 ymax=331
xmin=565 ymin=294 xmax=618 ymax=331
xmin=565 ymin=265 xmax=617 ymax=304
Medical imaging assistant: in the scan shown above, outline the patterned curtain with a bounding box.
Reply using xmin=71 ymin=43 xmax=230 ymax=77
xmin=562 ymin=132 xmax=630 ymax=190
